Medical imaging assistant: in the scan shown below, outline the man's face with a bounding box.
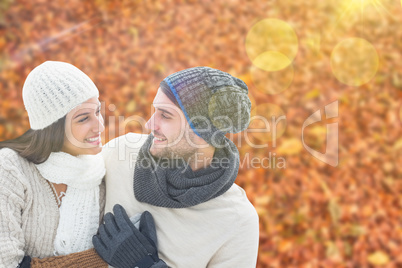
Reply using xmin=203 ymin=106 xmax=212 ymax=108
xmin=145 ymin=88 xmax=206 ymax=160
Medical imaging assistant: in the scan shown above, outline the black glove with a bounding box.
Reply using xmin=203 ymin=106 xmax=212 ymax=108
xmin=17 ymin=256 xmax=31 ymax=268
xmin=93 ymin=204 xmax=167 ymax=268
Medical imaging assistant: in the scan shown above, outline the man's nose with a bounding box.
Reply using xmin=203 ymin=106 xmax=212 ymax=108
xmin=145 ymin=113 xmax=158 ymax=131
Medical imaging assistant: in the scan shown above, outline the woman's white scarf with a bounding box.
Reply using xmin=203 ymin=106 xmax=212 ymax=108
xmin=36 ymin=152 xmax=105 ymax=256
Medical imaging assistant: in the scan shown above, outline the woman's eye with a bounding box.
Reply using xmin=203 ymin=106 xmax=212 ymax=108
xmin=96 ymin=109 xmax=101 ymax=115
xmin=78 ymin=116 xmax=89 ymax=123
xmin=161 ymin=113 xmax=169 ymax=119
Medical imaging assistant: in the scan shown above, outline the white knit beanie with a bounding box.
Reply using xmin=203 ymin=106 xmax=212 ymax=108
xmin=22 ymin=61 xmax=99 ymax=130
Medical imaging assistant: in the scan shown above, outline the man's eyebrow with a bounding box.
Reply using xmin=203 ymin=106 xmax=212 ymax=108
xmin=155 ymin=107 xmax=174 ymax=116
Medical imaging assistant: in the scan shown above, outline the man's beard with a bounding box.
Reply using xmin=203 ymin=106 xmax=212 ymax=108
xmin=151 ymin=144 xmax=197 ymax=161
xmin=150 ymin=133 xmax=199 ymax=163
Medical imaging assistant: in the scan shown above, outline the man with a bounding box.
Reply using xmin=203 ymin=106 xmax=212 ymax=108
xmin=101 ymin=67 xmax=259 ymax=267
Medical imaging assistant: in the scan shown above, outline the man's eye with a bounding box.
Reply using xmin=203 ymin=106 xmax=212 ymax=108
xmin=161 ymin=114 xmax=169 ymax=119
xmin=78 ymin=116 xmax=89 ymax=122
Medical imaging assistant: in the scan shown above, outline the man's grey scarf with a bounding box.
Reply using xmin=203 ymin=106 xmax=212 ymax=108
xmin=133 ymin=135 xmax=240 ymax=208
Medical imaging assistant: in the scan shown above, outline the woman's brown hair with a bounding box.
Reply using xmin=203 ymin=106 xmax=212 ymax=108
xmin=0 ymin=116 xmax=66 ymax=164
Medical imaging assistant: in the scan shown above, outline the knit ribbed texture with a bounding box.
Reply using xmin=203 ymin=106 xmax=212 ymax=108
xmin=0 ymin=148 xmax=105 ymax=267
xmin=31 ymin=248 xmax=108 ymax=268
xmin=22 ymin=61 xmax=99 ymax=130
xmin=162 ymin=66 xmax=251 ymax=146
xmin=133 ymin=134 xmax=240 ymax=208
xmin=36 ymin=152 xmax=105 ymax=255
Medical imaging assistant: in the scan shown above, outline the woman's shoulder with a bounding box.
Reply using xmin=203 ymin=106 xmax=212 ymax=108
xmin=0 ymin=147 xmax=24 ymax=164
xmin=0 ymin=148 xmax=33 ymax=190
xmin=0 ymin=148 xmax=33 ymax=178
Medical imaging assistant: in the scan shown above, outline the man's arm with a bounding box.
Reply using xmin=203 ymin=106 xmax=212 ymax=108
xmin=208 ymin=209 xmax=259 ymax=268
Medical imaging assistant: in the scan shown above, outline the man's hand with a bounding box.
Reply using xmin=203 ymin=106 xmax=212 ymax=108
xmin=93 ymin=204 xmax=166 ymax=268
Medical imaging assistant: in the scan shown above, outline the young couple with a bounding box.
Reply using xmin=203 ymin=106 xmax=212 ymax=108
xmin=0 ymin=61 xmax=259 ymax=268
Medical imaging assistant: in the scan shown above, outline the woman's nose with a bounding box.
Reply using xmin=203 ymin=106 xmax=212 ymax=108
xmin=94 ymin=114 xmax=105 ymax=133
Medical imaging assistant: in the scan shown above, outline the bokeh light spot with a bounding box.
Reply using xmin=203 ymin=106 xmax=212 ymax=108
xmin=250 ymin=56 xmax=294 ymax=95
xmin=247 ymin=103 xmax=287 ymax=144
xmin=331 ymin=37 xmax=379 ymax=87
xmin=246 ymin=18 xmax=298 ymax=71
xmin=339 ymin=0 xmax=376 ymax=14
xmin=252 ymin=51 xmax=292 ymax=72
xmin=399 ymin=104 xmax=402 ymax=124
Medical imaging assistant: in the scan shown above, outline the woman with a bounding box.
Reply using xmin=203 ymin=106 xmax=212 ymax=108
xmin=0 ymin=61 xmax=164 ymax=268
xmin=0 ymin=61 xmax=109 ymax=267
xmin=0 ymin=61 xmax=165 ymax=268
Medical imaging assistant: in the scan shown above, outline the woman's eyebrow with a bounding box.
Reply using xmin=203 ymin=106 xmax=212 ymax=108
xmin=73 ymin=112 xmax=90 ymax=119
xmin=73 ymin=104 xmax=101 ymax=119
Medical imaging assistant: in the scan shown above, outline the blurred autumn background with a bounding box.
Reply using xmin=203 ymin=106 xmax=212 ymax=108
xmin=1 ymin=0 xmax=401 ymax=267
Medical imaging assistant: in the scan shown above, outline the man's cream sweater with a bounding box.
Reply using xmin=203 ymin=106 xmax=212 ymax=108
xmin=102 ymin=133 xmax=259 ymax=268
xmin=0 ymin=148 xmax=106 ymax=267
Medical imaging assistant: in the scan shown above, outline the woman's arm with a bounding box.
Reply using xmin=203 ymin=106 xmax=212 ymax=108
xmin=18 ymin=249 xmax=107 ymax=268
xmin=26 ymin=181 xmax=108 ymax=268
xmin=0 ymin=155 xmax=107 ymax=268
xmin=0 ymin=161 xmax=28 ymax=267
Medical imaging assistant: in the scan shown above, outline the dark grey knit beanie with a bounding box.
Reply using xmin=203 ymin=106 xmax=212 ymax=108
xmin=162 ymin=66 xmax=251 ymax=147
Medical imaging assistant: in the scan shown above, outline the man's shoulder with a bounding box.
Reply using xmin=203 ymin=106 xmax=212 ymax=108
xmin=225 ymin=184 xmax=259 ymax=221
xmin=102 ymin=133 xmax=149 ymax=212
xmin=198 ymin=183 xmax=258 ymax=224
xmin=102 ymin=133 xmax=148 ymax=161
xmin=103 ymin=133 xmax=148 ymax=149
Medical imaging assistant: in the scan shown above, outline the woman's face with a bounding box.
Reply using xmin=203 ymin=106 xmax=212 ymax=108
xmin=62 ymin=97 xmax=105 ymax=156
